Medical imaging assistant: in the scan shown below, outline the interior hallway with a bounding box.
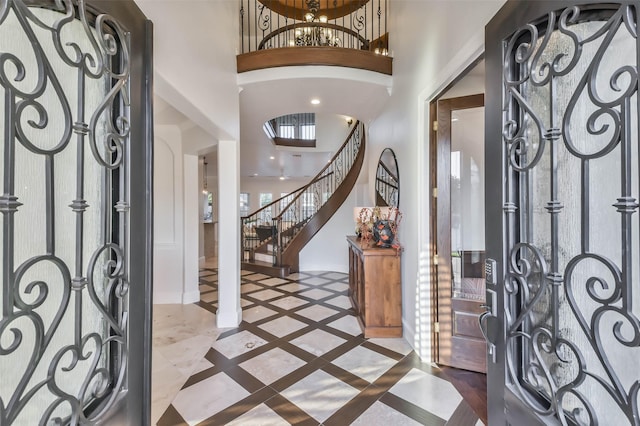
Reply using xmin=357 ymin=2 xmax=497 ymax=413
xmin=152 ymin=263 xmax=485 ymax=425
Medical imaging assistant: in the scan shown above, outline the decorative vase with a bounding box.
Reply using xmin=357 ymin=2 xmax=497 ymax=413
xmin=373 ymin=219 xmax=395 ymax=248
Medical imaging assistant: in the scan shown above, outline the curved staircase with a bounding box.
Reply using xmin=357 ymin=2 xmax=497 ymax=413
xmin=241 ymin=121 xmax=366 ymax=277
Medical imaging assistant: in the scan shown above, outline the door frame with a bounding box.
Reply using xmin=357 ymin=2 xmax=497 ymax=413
xmin=433 ymin=94 xmax=486 ymax=372
xmin=90 ymin=1 xmax=154 ymax=423
xmin=485 ymin=1 xmax=633 ymax=424
xmin=428 ymin=58 xmax=484 ymax=366
xmin=0 ymin=1 xmax=153 ymax=424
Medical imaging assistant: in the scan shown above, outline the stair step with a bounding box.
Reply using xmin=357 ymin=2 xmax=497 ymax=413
xmin=254 ymin=252 xmax=273 ymax=263
xmin=241 ymin=260 xmax=291 ymax=278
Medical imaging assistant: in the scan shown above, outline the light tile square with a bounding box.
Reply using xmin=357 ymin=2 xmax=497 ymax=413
xmin=300 ymin=276 xmax=331 ymax=286
xmin=367 ymin=338 xmax=413 ymax=356
xmin=289 ymin=329 xmax=346 ymax=356
xmin=389 ymin=368 xmax=463 ymax=421
xmin=259 ymin=277 xmax=289 ymax=286
xmin=298 ymin=288 xmax=334 ymax=300
xmin=270 ymin=296 xmax=309 ymax=310
xmin=280 ymin=369 xmax=359 ymax=423
xmin=325 ymin=295 xmax=353 ymax=309
xmin=243 ymin=305 xmax=278 ymax=323
xmin=226 ymin=403 xmax=289 ymax=426
xmin=239 ymin=347 xmax=305 ymax=384
xmin=240 ymin=298 xmax=254 ymax=308
xmin=240 ymin=270 xmax=254 ymax=276
xmin=200 ymin=291 xmax=218 ymax=303
xmin=332 ymin=345 xmax=396 ymax=383
xmin=327 ymin=315 xmax=362 ymax=336
xmin=249 ymin=289 xmax=285 ymax=301
xmin=212 ymin=330 xmax=268 ymax=359
xmin=151 ymin=352 xmax=188 ymax=425
xmin=192 ymin=357 xmax=215 ymax=374
xmin=324 ymin=282 xmax=349 ymax=292
xmin=156 ymin=335 xmax=216 ymax=376
xmin=277 ymin=282 xmax=310 ymax=293
xmin=285 ymin=272 xmax=304 ymax=280
xmin=241 ymin=283 xmax=263 ymax=293
xmin=258 ymin=316 xmax=307 ymax=337
xmin=244 ymin=273 xmax=270 ymax=281
xmin=351 ymin=401 xmax=423 ymax=426
xmin=295 ymin=305 xmax=339 ymax=322
xmin=172 ymin=373 xmax=250 ymax=425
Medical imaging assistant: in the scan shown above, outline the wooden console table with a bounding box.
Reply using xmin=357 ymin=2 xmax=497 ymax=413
xmin=347 ymin=236 xmax=402 ymax=338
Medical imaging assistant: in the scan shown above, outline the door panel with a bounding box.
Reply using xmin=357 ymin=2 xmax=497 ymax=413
xmin=436 ymin=94 xmax=487 ymax=374
xmin=486 ymin=1 xmax=640 ymax=424
xmin=0 ymin=1 xmax=152 ymax=424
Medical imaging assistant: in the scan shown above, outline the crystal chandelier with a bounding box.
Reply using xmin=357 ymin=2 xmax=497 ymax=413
xmin=292 ymin=0 xmax=340 ymax=47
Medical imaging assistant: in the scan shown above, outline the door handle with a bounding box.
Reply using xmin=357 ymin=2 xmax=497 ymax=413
xmin=478 ymin=304 xmax=497 ymax=363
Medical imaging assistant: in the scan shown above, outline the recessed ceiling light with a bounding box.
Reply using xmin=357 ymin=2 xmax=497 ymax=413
xmin=310 ymin=98 xmax=320 ymax=105
xmin=253 ymin=173 xmax=258 ymax=176
xmin=270 ymin=156 xmax=275 ymax=160
xmin=279 ymin=176 xmax=285 ymax=180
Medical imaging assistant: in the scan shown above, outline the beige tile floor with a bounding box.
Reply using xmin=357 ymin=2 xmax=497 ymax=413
xmin=152 ymin=260 xmax=485 ymax=425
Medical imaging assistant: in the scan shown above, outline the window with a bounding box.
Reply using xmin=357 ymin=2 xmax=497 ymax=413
xmin=259 ymin=193 xmax=272 ymax=223
xmin=279 ymin=125 xmax=295 ymax=139
xmin=239 ymin=192 xmax=250 ymax=217
xmin=300 ymin=124 xmax=315 ymax=140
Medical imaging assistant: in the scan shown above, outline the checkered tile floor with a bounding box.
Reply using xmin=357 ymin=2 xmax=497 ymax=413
xmin=153 ymin=269 xmax=483 ymax=425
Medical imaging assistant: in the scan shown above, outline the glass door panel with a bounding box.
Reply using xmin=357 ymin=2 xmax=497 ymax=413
xmin=451 ymin=107 xmax=486 ymax=302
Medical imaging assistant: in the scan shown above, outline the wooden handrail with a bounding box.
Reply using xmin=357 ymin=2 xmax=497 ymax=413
xmin=275 ymin=121 xmax=361 ymax=221
xmin=258 ymin=21 xmax=370 ymax=50
xmin=241 ymin=171 xmax=335 ymax=221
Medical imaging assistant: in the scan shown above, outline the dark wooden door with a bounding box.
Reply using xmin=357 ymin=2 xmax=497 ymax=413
xmin=485 ymin=1 xmax=640 ymax=424
xmin=0 ymin=1 xmax=152 ymax=424
xmin=435 ymin=94 xmax=487 ymax=373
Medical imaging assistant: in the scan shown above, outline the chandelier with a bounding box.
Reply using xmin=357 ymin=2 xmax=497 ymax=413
xmin=291 ymin=0 xmax=340 ymax=47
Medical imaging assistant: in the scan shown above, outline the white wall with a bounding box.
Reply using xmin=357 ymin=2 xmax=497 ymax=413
xmin=153 ymin=126 xmax=185 ymax=304
xmin=241 ymin=177 xmax=309 ymax=214
xmin=183 ymin=155 xmax=201 ymax=303
xmin=299 ymin=184 xmax=368 ymax=272
xmin=136 ymin=0 xmax=240 ymax=141
xmin=367 ymin=0 xmax=506 ymax=359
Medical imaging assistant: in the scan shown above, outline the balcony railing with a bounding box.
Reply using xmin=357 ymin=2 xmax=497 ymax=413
xmin=239 ymin=0 xmax=389 ymax=56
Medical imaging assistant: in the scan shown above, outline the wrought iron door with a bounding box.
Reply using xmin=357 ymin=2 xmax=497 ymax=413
xmin=486 ymin=1 xmax=640 ymax=424
xmin=0 ymin=0 xmax=152 ymax=424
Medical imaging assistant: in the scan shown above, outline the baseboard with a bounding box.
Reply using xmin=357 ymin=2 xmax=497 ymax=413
xmin=299 ymin=263 xmax=348 ymax=274
xmin=183 ymin=289 xmax=201 ymax=304
xmin=216 ymin=307 xmax=242 ymax=328
xmin=153 ymin=291 xmax=183 ymax=305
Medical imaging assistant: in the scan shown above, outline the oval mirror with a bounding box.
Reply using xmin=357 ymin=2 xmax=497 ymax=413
xmin=375 ymin=148 xmax=399 ymax=207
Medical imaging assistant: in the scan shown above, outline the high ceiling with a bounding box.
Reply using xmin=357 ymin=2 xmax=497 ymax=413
xmin=140 ymin=0 xmax=391 ymax=180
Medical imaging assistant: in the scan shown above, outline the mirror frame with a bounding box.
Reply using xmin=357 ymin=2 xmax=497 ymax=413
xmin=375 ymin=148 xmax=400 ymax=207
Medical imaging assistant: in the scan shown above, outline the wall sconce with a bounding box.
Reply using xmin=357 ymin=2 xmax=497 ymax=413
xmin=346 ymin=117 xmax=353 ymax=127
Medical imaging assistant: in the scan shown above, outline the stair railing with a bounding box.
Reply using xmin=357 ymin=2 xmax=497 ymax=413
xmin=241 ymin=186 xmax=305 ymax=263
xmin=271 ymin=120 xmax=364 ymax=265
xmin=240 ymin=172 xmax=338 ymax=263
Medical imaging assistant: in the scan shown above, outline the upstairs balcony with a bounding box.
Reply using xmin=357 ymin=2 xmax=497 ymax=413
xmin=237 ymin=0 xmax=392 ymax=75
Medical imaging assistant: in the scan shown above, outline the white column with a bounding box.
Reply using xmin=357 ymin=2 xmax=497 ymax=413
xmin=216 ymin=140 xmax=242 ymax=327
xmin=183 ymin=154 xmax=201 ymax=303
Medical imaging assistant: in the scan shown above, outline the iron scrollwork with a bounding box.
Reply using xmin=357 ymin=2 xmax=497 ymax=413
xmin=503 ymin=4 xmax=640 ymax=425
xmin=0 ymin=0 xmax=130 ymax=424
